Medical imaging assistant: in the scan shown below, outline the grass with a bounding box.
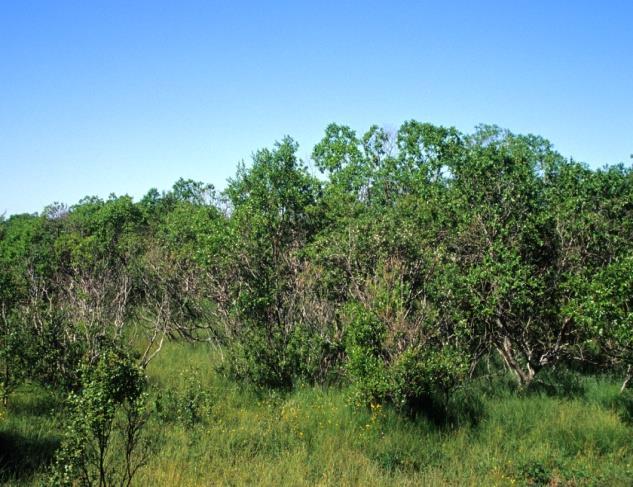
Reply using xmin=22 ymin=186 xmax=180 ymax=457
xmin=0 ymin=385 xmax=62 ymax=485
xmin=2 ymin=340 xmax=632 ymax=485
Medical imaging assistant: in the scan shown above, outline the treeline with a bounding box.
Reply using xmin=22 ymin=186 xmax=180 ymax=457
xmin=2 ymin=120 xmax=633 ymax=413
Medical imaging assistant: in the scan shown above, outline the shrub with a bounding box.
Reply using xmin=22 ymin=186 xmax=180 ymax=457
xmin=526 ymin=366 xmax=586 ymax=398
xmin=392 ymin=346 xmax=470 ymax=420
xmin=154 ymin=368 xmax=213 ymax=428
xmin=48 ymin=349 xmax=149 ymax=486
xmin=345 ymin=303 xmax=391 ymax=405
xmin=287 ymin=324 xmax=345 ymax=386
xmin=615 ymin=389 xmax=633 ymax=426
xmin=344 ymin=302 xmax=472 ymax=422
xmin=222 ymin=327 xmax=297 ymax=390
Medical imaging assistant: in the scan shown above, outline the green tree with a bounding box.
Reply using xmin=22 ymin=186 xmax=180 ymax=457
xmin=218 ymin=137 xmax=322 ymax=387
xmin=49 ymin=350 xmax=149 ymax=487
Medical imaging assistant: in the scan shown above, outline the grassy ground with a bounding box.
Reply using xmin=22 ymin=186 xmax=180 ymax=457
xmin=1 ymin=341 xmax=632 ymax=485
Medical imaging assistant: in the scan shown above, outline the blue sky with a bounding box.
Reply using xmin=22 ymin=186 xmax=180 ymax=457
xmin=1 ymin=1 xmax=632 ymax=216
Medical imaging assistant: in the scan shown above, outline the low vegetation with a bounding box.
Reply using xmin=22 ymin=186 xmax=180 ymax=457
xmin=2 ymin=342 xmax=633 ymax=485
xmin=1 ymin=120 xmax=632 ymax=484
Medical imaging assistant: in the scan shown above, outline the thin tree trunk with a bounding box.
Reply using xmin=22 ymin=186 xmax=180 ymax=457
xmin=496 ymin=336 xmax=534 ymax=386
xmin=621 ymin=365 xmax=632 ymax=394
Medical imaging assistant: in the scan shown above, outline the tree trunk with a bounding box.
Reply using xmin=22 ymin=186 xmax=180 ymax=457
xmin=496 ymin=336 xmax=534 ymax=386
xmin=621 ymin=365 xmax=632 ymax=394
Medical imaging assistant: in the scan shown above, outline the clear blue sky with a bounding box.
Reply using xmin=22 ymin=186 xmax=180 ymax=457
xmin=1 ymin=1 xmax=632 ymax=216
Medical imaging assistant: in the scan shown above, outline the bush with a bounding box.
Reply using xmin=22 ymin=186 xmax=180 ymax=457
xmin=3 ymin=309 xmax=85 ymax=393
xmin=526 ymin=367 xmax=586 ymax=398
xmin=344 ymin=302 xmax=472 ymax=422
xmin=222 ymin=327 xmax=296 ymax=390
xmin=287 ymin=324 xmax=345 ymax=386
xmin=48 ymin=349 xmax=149 ymax=486
xmin=222 ymin=320 xmax=345 ymax=391
xmin=0 ymin=314 xmax=29 ymax=404
xmin=392 ymin=346 xmax=471 ymax=422
xmin=615 ymin=389 xmax=633 ymax=425
xmin=519 ymin=460 xmax=552 ymax=485
xmin=154 ymin=368 xmax=213 ymax=428
xmin=345 ymin=303 xmax=391 ymax=405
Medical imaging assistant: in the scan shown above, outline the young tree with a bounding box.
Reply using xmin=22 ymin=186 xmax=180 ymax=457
xmin=218 ymin=137 xmax=322 ymax=387
xmin=49 ymin=350 xmax=149 ymax=487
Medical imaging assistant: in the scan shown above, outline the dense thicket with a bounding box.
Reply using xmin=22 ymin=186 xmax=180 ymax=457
xmin=2 ymin=121 xmax=632 ymax=415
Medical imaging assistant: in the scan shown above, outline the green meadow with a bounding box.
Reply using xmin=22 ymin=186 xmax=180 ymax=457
xmin=2 ymin=341 xmax=632 ymax=486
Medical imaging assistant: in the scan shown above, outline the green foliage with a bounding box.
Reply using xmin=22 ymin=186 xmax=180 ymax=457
xmin=344 ymin=302 xmax=471 ymax=421
xmin=615 ymin=389 xmax=633 ymax=425
xmin=2 ymin=118 xmax=633 ymax=428
xmin=223 ymin=327 xmax=297 ymax=390
xmin=3 ymin=341 xmax=633 ymax=486
xmin=392 ymin=346 xmax=470 ymax=417
xmin=0 ymin=312 xmax=28 ymax=404
xmin=3 ymin=307 xmax=85 ymax=392
xmin=525 ymin=367 xmax=586 ymax=398
xmin=48 ymin=350 xmax=149 ymax=487
xmin=215 ymin=137 xmax=324 ymax=388
xmin=344 ymin=303 xmax=390 ymax=404
xmin=223 ymin=322 xmax=344 ymax=390
xmin=518 ymin=460 xmax=552 ymax=485
xmin=154 ymin=368 xmax=213 ymax=429
xmin=286 ymin=323 xmax=345 ymax=386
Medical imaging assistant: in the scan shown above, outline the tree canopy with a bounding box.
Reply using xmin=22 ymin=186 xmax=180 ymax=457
xmin=2 ymin=120 xmax=632 ymax=411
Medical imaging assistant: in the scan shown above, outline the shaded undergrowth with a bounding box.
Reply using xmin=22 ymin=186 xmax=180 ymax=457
xmin=0 ymin=386 xmax=62 ymax=485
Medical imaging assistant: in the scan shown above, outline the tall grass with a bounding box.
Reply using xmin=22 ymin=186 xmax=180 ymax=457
xmin=2 ymin=340 xmax=632 ymax=485
xmin=0 ymin=385 xmax=62 ymax=485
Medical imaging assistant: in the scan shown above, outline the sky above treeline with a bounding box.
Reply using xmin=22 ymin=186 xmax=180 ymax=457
xmin=1 ymin=1 xmax=632 ymax=216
